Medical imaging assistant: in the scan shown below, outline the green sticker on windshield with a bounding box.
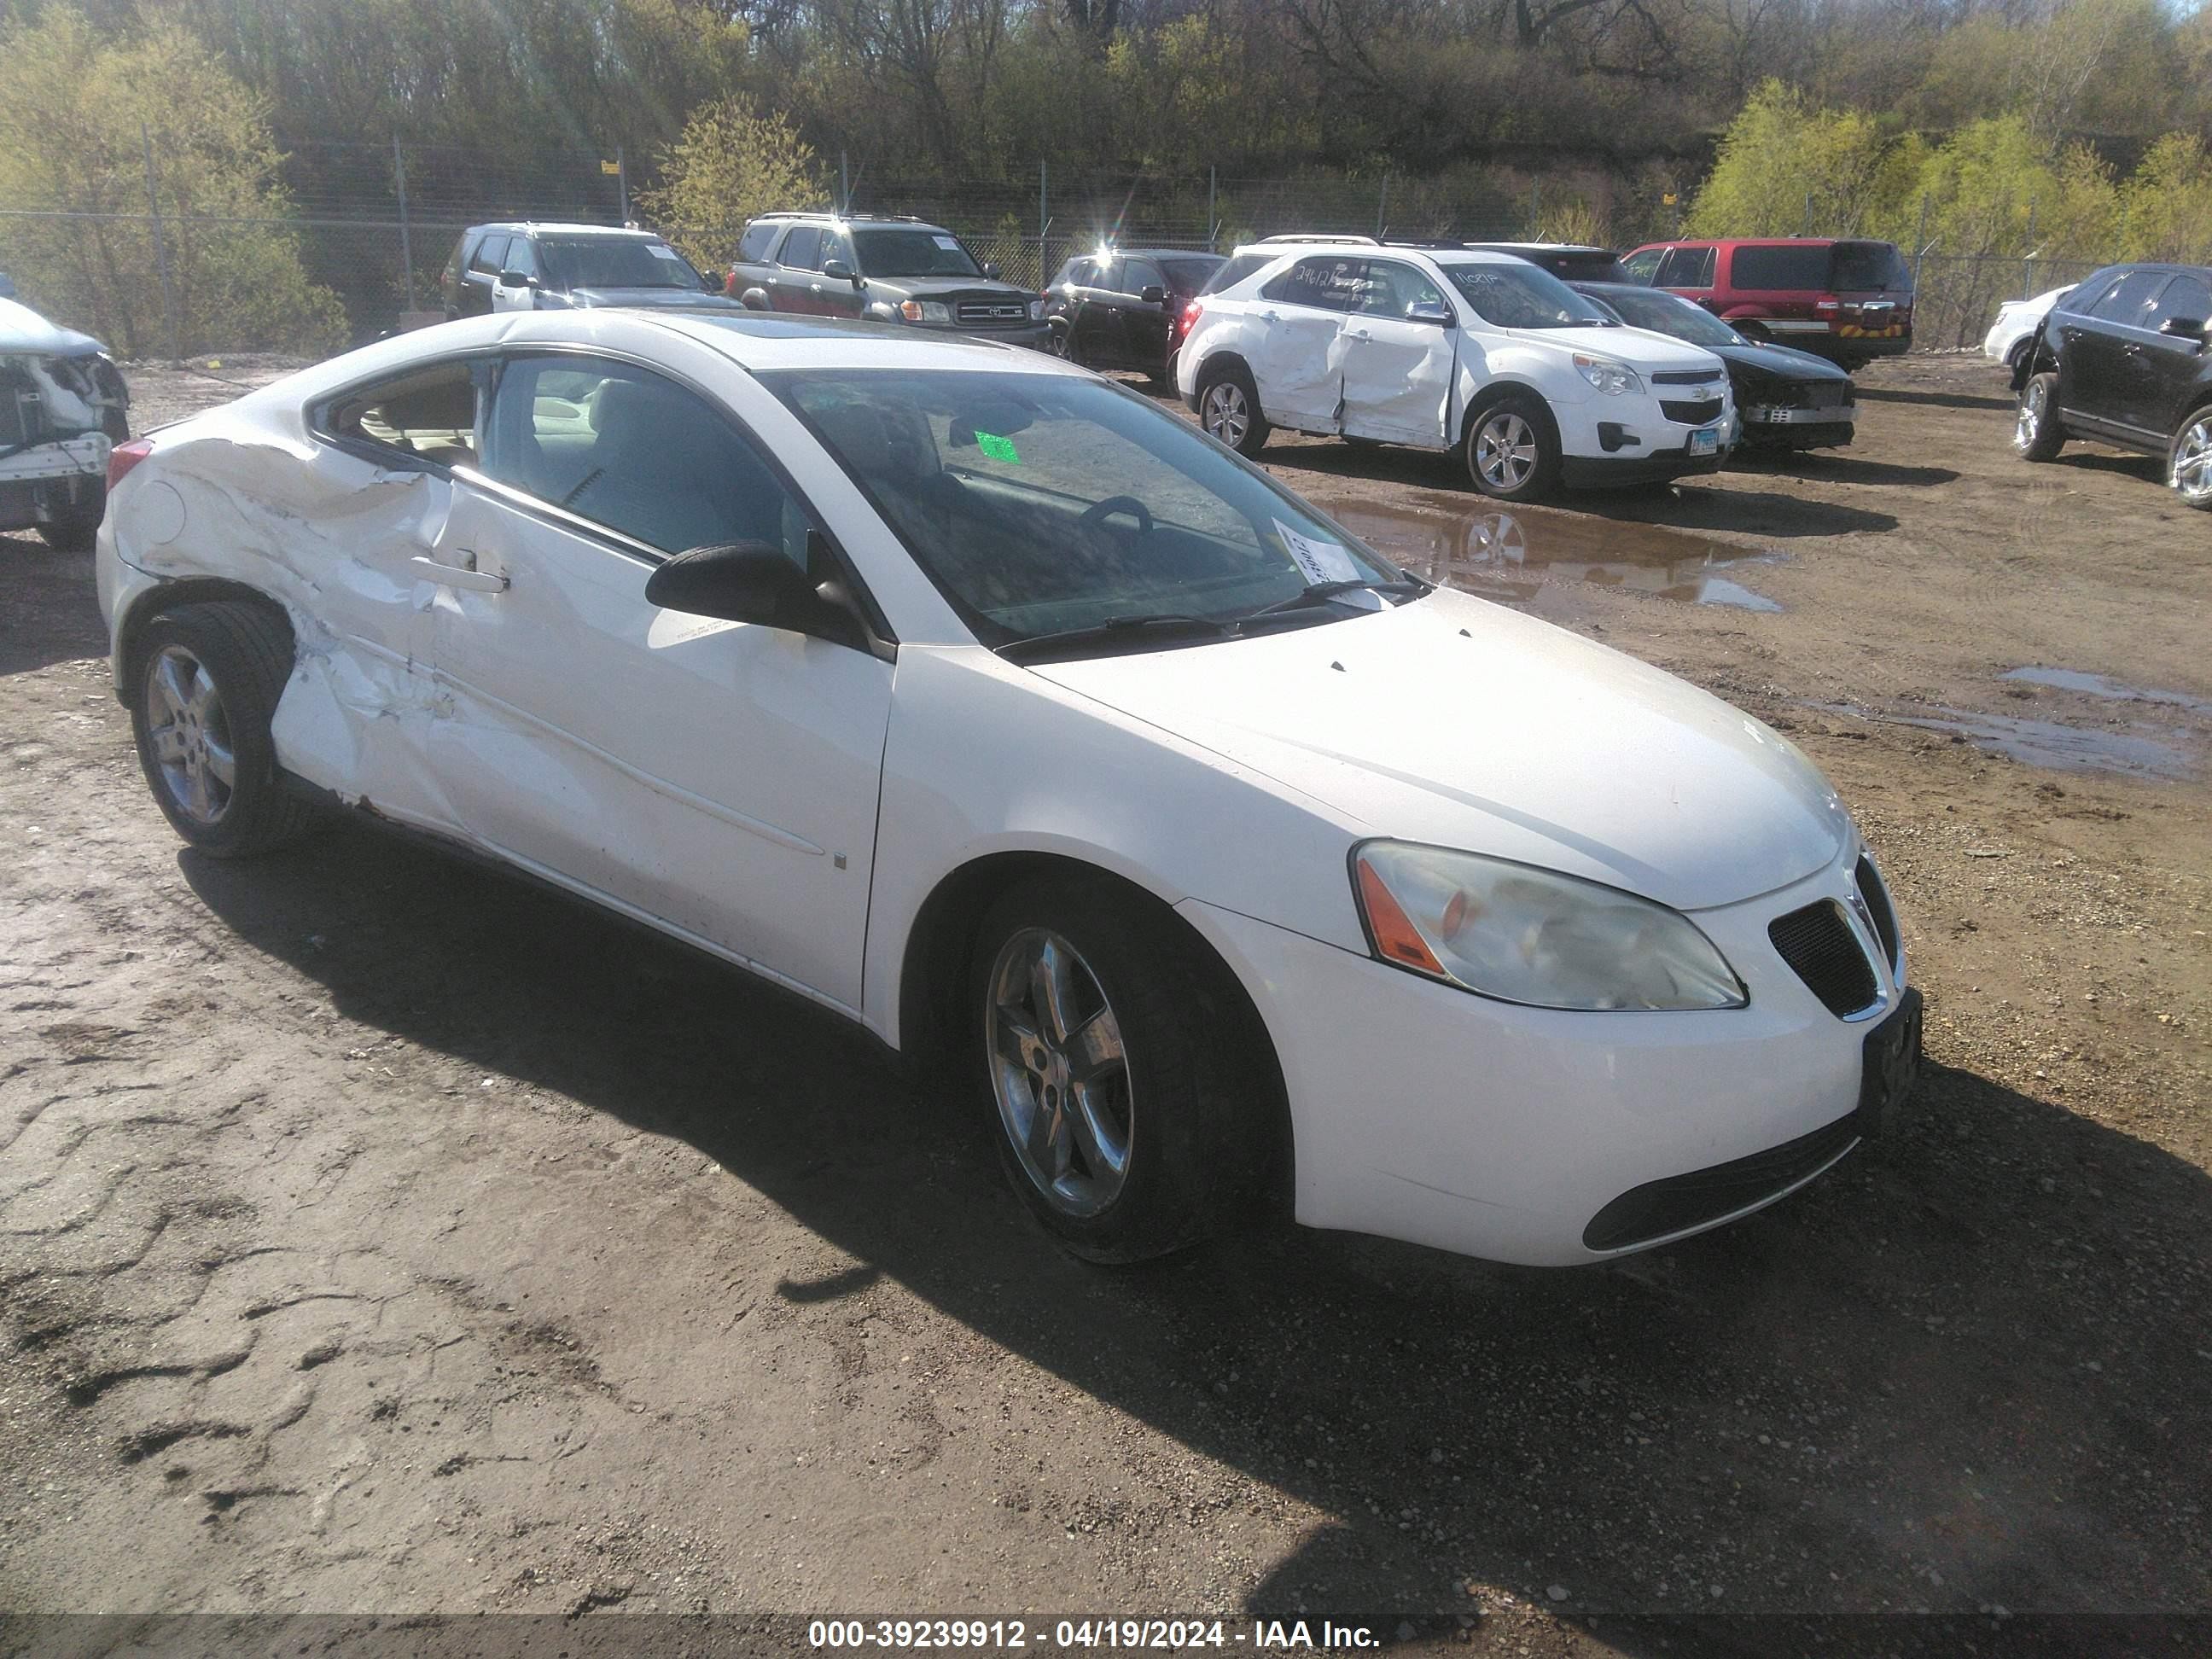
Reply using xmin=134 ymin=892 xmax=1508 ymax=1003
xmin=975 ymin=431 xmax=1020 ymax=463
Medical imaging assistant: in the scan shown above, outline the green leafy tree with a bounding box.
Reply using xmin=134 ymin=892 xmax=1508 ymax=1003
xmin=2118 ymin=132 xmax=2212 ymax=263
xmin=0 ymin=6 xmax=345 ymax=356
xmin=635 ymin=95 xmax=827 ymax=271
xmin=1901 ymin=115 xmax=2118 ymax=259
xmin=1686 ymin=81 xmax=1918 ymax=240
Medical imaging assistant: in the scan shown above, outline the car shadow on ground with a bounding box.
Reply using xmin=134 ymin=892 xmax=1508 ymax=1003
xmin=1730 ymin=452 xmax=1962 ymax=490
xmin=0 ymin=532 xmax=108 ymax=678
xmin=178 ymin=821 xmax=2212 ymax=1634
xmin=1857 ymin=385 xmax=2017 ymax=414
xmin=2051 ymin=451 xmax=2167 ymax=485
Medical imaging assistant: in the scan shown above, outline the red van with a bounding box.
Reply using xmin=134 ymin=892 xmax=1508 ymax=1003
xmin=1621 ymin=238 xmax=1914 ymax=368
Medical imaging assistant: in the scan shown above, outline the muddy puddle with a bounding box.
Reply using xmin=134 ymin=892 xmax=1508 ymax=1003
xmin=2001 ymin=666 xmax=2212 ymax=716
xmin=1315 ymin=494 xmax=1788 ymax=611
xmin=1809 ymin=701 xmax=2196 ymax=782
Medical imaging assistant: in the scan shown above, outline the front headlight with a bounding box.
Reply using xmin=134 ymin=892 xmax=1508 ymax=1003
xmin=899 ymin=300 xmax=952 ymax=323
xmin=1572 ymin=352 xmax=1642 ymax=396
xmin=1351 ymin=841 xmax=1745 ymax=1011
xmin=1028 ymin=298 xmax=1045 ymax=321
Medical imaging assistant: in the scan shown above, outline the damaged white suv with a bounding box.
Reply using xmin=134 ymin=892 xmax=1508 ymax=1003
xmin=2 ymin=296 xmax=131 ymax=550
xmin=1176 ymin=239 xmax=1732 ymax=500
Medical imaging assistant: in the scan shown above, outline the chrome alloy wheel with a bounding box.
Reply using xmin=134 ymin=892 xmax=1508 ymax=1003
xmin=143 ymin=644 xmax=236 ymax=825
xmin=1474 ymin=409 xmax=1539 ymax=492
xmin=1201 ymin=380 xmax=1249 ymax=449
xmin=2015 ymin=380 xmax=2047 ymax=453
xmin=986 ymin=928 xmax=1133 ymax=1218
xmin=2173 ymin=413 xmax=2212 ymax=506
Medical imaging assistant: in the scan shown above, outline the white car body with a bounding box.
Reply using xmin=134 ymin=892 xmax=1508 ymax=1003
xmin=2 ymin=296 xmax=129 ymax=536
xmin=1984 ymin=286 xmax=2073 ymax=368
xmin=1177 ymin=243 xmax=1734 ymax=486
xmin=96 ymin=310 xmax=1912 ymax=1267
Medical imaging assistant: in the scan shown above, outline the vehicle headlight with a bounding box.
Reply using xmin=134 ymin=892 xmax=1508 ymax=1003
xmin=899 ymin=300 xmax=952 ymax=323
xmin=1351 ymin=841 xmax=1745 ymax=1011
xmin=1573 ymin=353 xmax=1642 ymax=396
xmin=1028 ymin=298 xmax=1045 ymax=321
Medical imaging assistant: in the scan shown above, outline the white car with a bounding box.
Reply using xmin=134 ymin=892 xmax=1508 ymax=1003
xmin=3 ymin=295 xmax=131 ymax=550
xmin=1983 ymin=285 xmax=2074 ymax=371
xmin=96 ymin=310 xmax=1918 ymax=1268
xmin=1175 ymin=239 xmax=1734 ymax=499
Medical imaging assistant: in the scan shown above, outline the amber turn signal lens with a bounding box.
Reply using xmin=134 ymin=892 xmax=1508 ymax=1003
xmin=1357 ymin=856 xmax=1445 ymax=976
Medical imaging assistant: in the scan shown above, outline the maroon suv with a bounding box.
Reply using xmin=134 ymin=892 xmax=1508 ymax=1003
xmin=1621 ymin=238 xmax=1914 ymax=369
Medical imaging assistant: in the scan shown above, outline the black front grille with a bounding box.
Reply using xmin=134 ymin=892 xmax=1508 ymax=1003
xmin=1652 ymin=368 xmax=1724 ymax=386
xmin=1855 ymin=856 xmax=1900 ymax=968
xmin=1798 ymin=381 xmax=1849 ymax=410
xmin=957 ymin=299 xmax=1028 ymax=327
xmin=1661 ymin=396 xmax=1724 ymax=425
xmin=1583 ymin=1112 xmax=1860 ymax=1251
xmin=1769 ymin=899 xmax=1879 ymax=1017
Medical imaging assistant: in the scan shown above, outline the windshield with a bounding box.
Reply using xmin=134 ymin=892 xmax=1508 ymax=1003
xmin=539 ymin=238 xmax=696 ymax=290
xmin=854 ymin=229 xmax=983 ymax=279
xmin=1589 ymin=285 xmax=1743 ymax=347
xmin=760 ymin=369 xmax=1405 ymax=649
xmin=1439 ymin=262 xmax=1612 ymax=329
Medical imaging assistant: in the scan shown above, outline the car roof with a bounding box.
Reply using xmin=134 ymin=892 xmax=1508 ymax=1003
xmin=748 ymin=212 xmax=957 ymax=233
xmin=1464 ymin=242 xmax=1615 ymax=255
xmin=1069 ymin=247 xmax=1223 ymax=261
xmin=469 ymin=222 xmax=661 ymax=241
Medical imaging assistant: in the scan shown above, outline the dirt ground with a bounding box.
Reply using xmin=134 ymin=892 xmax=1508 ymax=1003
xmin=2 ymin=352 xmax=2209 ymax=1654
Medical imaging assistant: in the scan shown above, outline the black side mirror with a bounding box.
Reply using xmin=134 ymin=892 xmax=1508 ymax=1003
xmin=701 ymin=268 xmax=723 ymax=291
xmin=498 ymin=270 xmax=534 ymax=288
xmin=2160 ymin=316 xmax=2207 ymax=341
xmin=644 ymin=542 xmax=863 ymax=648
xmin=822 ymin=258 xmax=858 ymax=285
xmin=982 ymin=261 xmax=1002 ymax=280
xmin=1406 ymin=300 xmax=1456 ymax=328
xmin=1139 ymin=284 xmax=1167 ymax=306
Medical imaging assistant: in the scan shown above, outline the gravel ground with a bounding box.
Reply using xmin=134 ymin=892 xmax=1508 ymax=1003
xmin=1 ymin=352 xmax=2207 ymax=1656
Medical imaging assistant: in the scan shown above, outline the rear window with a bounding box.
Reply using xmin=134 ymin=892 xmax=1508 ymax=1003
xmin=1543 ymin=250 xmax=1628 ymax=282
xmin=1728 ymin=245 xmax=1831 ymax=291
xmin=1161 ymin=257 xmax=1223 ymax=294
xmin=1831 ymin=242 xmax=1911 ymax=292
xmin=1655 ymin=246 xmax=1715 ymax=288
xmin=737 ymin=221 xmax=779 ymax=263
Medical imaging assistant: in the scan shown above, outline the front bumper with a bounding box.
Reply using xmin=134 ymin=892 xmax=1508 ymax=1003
xmin=1177 ymin=847 xmax=1911 ymax=1266
xmin=1559 ymin=444 xmax=1726 ymax=488
xmin=0 ymin=433 xmax=109 ymax=532
xmin=1555 ymin=394 xmax=1730 ymax=489
xmin=1743 ymin=405 xmax=1855 ymax=447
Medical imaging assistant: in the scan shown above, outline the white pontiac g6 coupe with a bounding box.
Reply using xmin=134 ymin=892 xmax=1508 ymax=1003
xmin=96 ymin=310 xmax=1920 ymax=1266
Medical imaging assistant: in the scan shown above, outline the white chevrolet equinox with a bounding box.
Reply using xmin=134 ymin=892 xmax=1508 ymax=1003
xmin=1176 ymin=239 xmax=1735 ymax=499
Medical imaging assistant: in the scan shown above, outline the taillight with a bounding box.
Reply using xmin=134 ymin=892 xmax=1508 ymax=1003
xmin=1180 ymin=298 xmax=1203 ymax=338
xmin=108 ymin=437 xmax=154 ymax=490
xmin=1814 ymin=296 xmax=1842 ymax=314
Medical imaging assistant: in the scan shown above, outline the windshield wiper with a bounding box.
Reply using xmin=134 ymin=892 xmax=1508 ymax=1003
xmin=997 ymin=613 xmax=1237 ymax=664
xmin=1245 ymin=578 xmax=1429 ymax=620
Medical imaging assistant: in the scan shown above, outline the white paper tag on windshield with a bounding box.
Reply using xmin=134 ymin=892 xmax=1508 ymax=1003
xmin=1274 ymin=519 xmax=1360 ymax=584
xmin=648 ymin=244 xmax=683 ymax=261
xmin=933 ymin=234 xmax=962 ymax=252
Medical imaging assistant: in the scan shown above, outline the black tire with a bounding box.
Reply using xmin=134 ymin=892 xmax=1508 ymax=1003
xmin=36 ymin=490 xmax=102 ymax=552
xmin=2015 ymin=370 xmax=2064 ymax=463
xmin=1196 ymin=359 xmax=1269 ymax=457
xmin=128 ymin=602 xmax=319 ymax=858
xmin=1343 ymin=435 xmax=1382 ymax=451
xmin=1464 ymin=391 xmax=1563 ymax=502
xmin=2169 ymin=406 xmax=2212 ymax=511
xmin=969 ymin=873 xmax=1280 ymax=1262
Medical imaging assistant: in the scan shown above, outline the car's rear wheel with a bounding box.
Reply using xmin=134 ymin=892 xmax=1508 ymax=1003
xmin=1196 ymin=362 xmax=1269 ymax=457
xmin=1051 ymin=323 xmax=1079 ymax=364
xmin=129 ymin=602 xmax=319 ymax=857
xmin=2169 ymin=409 xmax=2212 ymax=510
xmin=36 ymin=491 xmax=102 ymax=552
xmin=2015 ymin=371 xmax=2064 ymax=462
xmin=1465 ymin=393 xmax=1561 ymax=501
xmin=971 ymin=875 xmax=1277 ymax=1262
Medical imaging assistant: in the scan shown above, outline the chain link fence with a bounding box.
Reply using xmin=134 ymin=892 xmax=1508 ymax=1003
xmin=1909 ymin=253 xmax=2111 ymax=352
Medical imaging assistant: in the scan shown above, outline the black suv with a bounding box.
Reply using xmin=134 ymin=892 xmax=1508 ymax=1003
xmin=2013 ymin=262 xmax=2212 ymax=509
xmin=440 ymin=223 xmax=737 ymax=319
xmin=725 ymin=213 xmax=1048 ymax=349
xmin=1043 ymin=247 xmax=1224 ymax=381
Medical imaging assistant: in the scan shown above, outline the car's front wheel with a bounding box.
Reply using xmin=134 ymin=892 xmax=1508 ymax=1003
xmin=1464 ymin=393 xmax=1561 ymax=501
xmin=2015 ymin=371 xmax=2064 ymax=462
xmin=129 ymin=602 xmax=319 ymax=857
xmin=971 ymin=875 xmax=1277 ymax=1262
xmin=2170 ymin=407 xmax=2212 ymax=510
xmin=1196 ymin=362 xmax=1269 ymax=457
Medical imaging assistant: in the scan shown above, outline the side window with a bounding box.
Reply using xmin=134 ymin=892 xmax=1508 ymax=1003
xmin=2059 ymin=272 xmax=2118 ymax=314
xmin=1656 ymin=246 xmax=1714 ymax=287
xmin=503 ymin=239 xmax=538 ymax=282
xmin=1093 ymin=260 xmax=1123 ymax=294
xmin=482 ymin=356 xmax=817 ymax=564
xmin=2090 ymin=269 xmax=2168 ymax=328
xmin=2151 ymin=275 xmax=2211 ymax=330
xmin=1125 ymin=257 xmax=1166 ymax=295
xmin=736 ymin=221 xmax=779 ymax=263
xmin=777 ymin=226 xmax=823 ymax=271
xmin=819 ymin=229 xmax=853 ymax=270
xmin=468 ymin=234 xmax=510 ymax=276
xmin=1260 ymin=256 xmax=1363 ymax=311
xmin=323 ymin=360 xmax=479 ymax=469
xmin=1359 ymin=259 xmax=1445 ymax=316
xmin=1062 ymin=259 xmax=1095 ymax=288
xmin=1620 ymin=247 xmax=1663 ymax=284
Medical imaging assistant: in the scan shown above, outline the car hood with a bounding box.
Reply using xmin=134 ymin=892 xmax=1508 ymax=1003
xmin=566 ymin=287 xmax=750 ymax=311
xmin=0 ymin=296 xmax=107 ymax=357
xmin=1537 ymin=325 xmax=1724 ymax=374
xmin=1031 ymin=589 xmax=1847 ymax=912
xmin=1716 ymin=341 xmax=1852 ymax=385
xmin=869 ymin=276 xmax=1037 ymax=301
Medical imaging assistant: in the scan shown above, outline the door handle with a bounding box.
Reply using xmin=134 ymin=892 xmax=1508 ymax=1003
xmin=410 ymin=556 xmax=509 ymax=594
xmin=1346 ymin=326 xmax=1373 ymax=341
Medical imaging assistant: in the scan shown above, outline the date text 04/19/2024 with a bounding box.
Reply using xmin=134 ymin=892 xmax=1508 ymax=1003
xmin=806 ymin=1618 xmax=1384 ymax=1650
